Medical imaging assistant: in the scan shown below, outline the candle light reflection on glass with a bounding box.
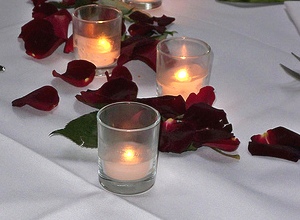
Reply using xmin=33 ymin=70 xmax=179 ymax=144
xmin=97 ymin=102 xmax=161 ymax=195
xmin=100 ymin=142 xmax=153 ymax=181
xmin=72 ymin=5 xmax=122 ymax=74
xmin=156 ymin=37 xmax=212 ymax=100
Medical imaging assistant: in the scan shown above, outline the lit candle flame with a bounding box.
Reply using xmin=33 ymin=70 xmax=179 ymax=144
xmin=174 ymin=68 xmax=191 ymax=82
xmin=122 ymin=145 xmax=138 ymax=163
xmin=97 ymin=37 xmax=112 ymax=53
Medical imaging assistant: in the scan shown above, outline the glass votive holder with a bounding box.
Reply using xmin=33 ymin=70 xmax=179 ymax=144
xmin=72 ymin=4 xmax=122 ymax=75
xmin=156 ymin=37 xmax=212 ymax=100
xmin=97 ymin=102 xmax=161 ymax=195
xmin=122 ymin=0 xmax=162 ymax=10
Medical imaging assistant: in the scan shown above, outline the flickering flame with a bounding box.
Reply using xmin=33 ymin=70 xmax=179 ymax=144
xmin=122 ymin=146 xmax=138 ymax=163
xmin=97 ymin=37 xmax=112 ymax=53
xmin=174 ymin=68 xmax=191 ymax=82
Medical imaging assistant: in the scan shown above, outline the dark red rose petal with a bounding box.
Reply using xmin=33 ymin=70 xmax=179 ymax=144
xmin=129 ymin=11 xmax=153 ymax=24
xmin=183 ymin=103 xmax=230 ymax=131
xmin=204 ymin=137 xmax=240 ymax=152
xmin=19 ymin=19 xmax=64 ymax=59
xmin=249 ymin=126 xmax=300 ymax=162
xmin=128 ymin=23 xmax=154 ymax=37
xmin=105 ymin=65 xmax=132 ymax=81
xmin=159 ymin=119 xmax=195 ymax=153
xmin=137 ymin=95 xmax=186 ymax=119
xmin=12 ymin=85 xmax=59 ymax=111
xmin=153 ymin=15 xmax=175 ymax=26
xmin=63 ymin=34 xmax=73 ymax=53
xmin=76 ymin=78 xmax=138 ymax=109
xmin=248 ymin=142 xmax=300 ymax=162
xmin=44 ymin=9 xmax=72 ymax=40
xmin=118 ymin=36 xmax=158 ymax=71
xmin=62 ymin=0 xmax=76 ymax=6
xmin=186 ymin=86 xmax=216 ymax=109
xmin=193 ymin=129 xmax=234 ymax=145
xmin=52 ymin=60 xmax=96 ymax=87
xmin=32 ymin=0 xmax=47 ymax=7
xmin=32 ymin=3 xmax=58 ymax=19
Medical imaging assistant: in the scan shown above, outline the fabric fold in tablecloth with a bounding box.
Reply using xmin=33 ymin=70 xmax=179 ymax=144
xmin=0 ymin=133 xmax=160 ymax=220
xmin=285 ymin=1 xmax=300 ymax=35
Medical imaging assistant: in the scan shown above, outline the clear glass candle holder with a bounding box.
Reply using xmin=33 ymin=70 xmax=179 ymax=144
xmin=156 ymin=37 xmax=213 ymax=100
xmin=72 ymin=4 xmax=122 ymax=75
xmin=97 ymin=102 xmax=161 ymax=195
xmin=122 ymin=0 xmax=162 ymax=10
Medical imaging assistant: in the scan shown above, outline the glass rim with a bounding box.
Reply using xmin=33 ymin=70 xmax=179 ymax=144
xmin=72 ymin=4 xmax=122 ymax=24
xmin=157 ymin=36 xmax=211 ymax=59
xmin=97 ymin=101 xmax=161 ymax=132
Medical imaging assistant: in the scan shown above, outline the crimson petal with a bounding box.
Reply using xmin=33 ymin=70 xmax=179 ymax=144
xmin=203 ymin=137 xmax=240 ymax=152
xmin=183 ymin=103 xmax=231 ymax=131
xmin=129 ymin=11 xmax=153 ymax=24
xmin=19 ymin=19 xmax=64 ymax=59
xmin=248 ymin=126 xmax=300 ymax=162
xmin=12 ymin=85 xmax=59 ymax=111
xmin=44 ymin=9 xmax=72 ymax=40
xmin=136 ymin=95 xmax=186 ymax=119
xmin=64 ymin=34 xmax=73 ymax=53
xmin=159 ymin=119 xmax=195 ymax=153
xmin=106 ymin=65 xmax=133 ymax=81
xmin=32 ymin=3 xmax=58 ymax=19
xmin=32 ymin=0 xmax=47 ymax=7
xmin=52 ymin=60 xmax=96 ymax=87
xmin=153 ymin=15 xmax=175 ymax=26
xmin=76 ymin=78 xmax=138 ymax=109
xmin=186 ymin=86 xmax=216 ymax=109
xmin=118 ymin=36 xmax=158 ymax=71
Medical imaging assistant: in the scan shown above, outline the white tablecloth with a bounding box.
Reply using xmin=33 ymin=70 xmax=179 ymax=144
xmin=1 ymin=0 xmax=300 ymax=219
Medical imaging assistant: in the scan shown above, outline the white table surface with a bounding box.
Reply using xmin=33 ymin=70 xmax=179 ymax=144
xmin=1 ymin=0 xmax=300 ymax=219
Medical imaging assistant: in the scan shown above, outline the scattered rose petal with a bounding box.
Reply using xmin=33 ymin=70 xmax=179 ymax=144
xmin=52 ymin=60 xmax=96 ymax=87
xmin=153 ymin=15 xmax=175 ymax=26
xmin=248 ymin=126 xmax=300 ymax=162
xmin=105 ymin=65 xmax=132 ymax=81
xmin=129 ymin=11 xmax=153 ymax=24
xmin=44 ymin=9 xmax=72 ymax=40
xmin=183 ymin=103 xmax=231 ymax=132
xmin=32 ymin=3 xmax=58 ymax=19
xmin=118 ymin=36 xmax=158 ymax=71
xmin=19 ymin=19 xmax=65 ymax=59
xmin=76 ymin=78 xmax=138 ymax=109
xmin=203 ymin=137 xmax=240 ymax=152
xmin=12 ymin=85 xmax=59 ymax=111
xmin=186 ymin=86 xmax=215 ymax=109
xmin=32 ymin=0 xmax=46 ymax=7
xmin=64 ymin=34 xmax=73 ymax=53
xmin=137 ymin=95 xmax=186 ymax=119
xmin=159 ymin=119 xmax=196 ymax=153
xmin=19 ymin=7 xmax=71 ymax=59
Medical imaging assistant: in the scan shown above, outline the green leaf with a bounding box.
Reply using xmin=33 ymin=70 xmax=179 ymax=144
xmin=50 ymin=111 xmax=98 ymax=148
xmin=211 ymin=148 xmax=240 ymax=160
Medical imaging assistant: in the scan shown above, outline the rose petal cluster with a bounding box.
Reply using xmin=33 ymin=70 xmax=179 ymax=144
xmin=76 ymin=66 xmax=240 ymax=154
xmin=19 ymin=2 xmax=72 ymax=59
xmin=248 ymin=127 xmax=300 ymax=162
xmin=118 ymin=12 xmax=175 ymax=71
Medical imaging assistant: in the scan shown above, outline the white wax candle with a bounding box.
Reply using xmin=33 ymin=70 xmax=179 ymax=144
xmin=101 ymin=142 xmax=153 ymax=181
xmin=74 ymin=34 xmax=120 ymax=67
xmin=157 ymin=64 xmax=208 ymax=100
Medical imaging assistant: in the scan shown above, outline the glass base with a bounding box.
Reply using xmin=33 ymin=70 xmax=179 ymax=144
xmin=96 ymin=62 xmax=117 ymax=77
xmin=98 ymin=172 xmax=156 ymax=195
xmin=122 ymin=0 xmax=162 ymax=10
